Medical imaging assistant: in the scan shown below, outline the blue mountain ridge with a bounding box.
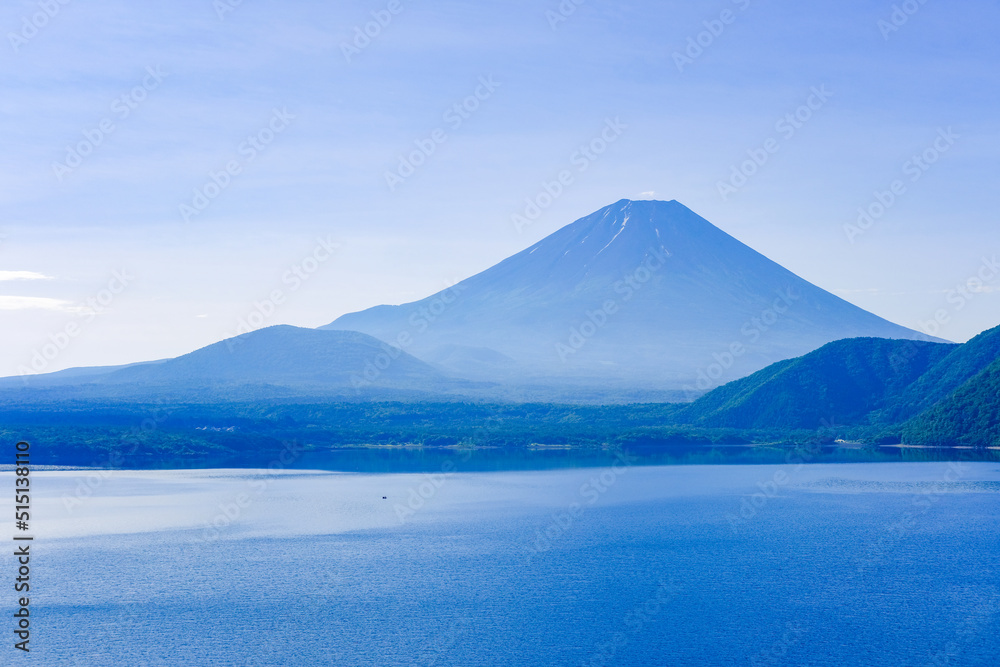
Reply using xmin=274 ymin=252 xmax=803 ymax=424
xmin=323 ymin=199 xmax=942 ymax=391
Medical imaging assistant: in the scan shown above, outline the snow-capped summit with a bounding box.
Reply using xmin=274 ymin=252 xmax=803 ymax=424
xmin=323 ymin=200 xmax=942 ymax=392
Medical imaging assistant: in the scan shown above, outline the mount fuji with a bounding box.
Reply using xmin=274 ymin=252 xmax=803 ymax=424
xmin=323 ymin=199 xmax=943 ymax=393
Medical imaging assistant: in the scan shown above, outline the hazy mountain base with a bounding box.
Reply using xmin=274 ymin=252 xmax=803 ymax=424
xmin=3 ymin=397 xmax=995 ymax=470
xmin=4 ymin=327 xmax=997 ymax=467
xmin=0 ymin=324 xmax=693 ymax=405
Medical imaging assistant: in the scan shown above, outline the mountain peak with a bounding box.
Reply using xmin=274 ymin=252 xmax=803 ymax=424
xmin=525 ymin=199 xmax=742 ymax=279
xmin=324 ymin=200 xmax=940 ymax=391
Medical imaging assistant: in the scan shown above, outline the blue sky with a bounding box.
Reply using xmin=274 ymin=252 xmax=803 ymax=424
xmin=1 ymin=0 xmax=998 ymax=375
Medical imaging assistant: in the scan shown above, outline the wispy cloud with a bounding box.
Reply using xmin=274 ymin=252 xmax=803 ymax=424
xmin=0 ymin=296 xmax=81 ymax=312
xmin=837 ymin=286 xmax=999 ymax=298
xmin=0 ymin=271 xmax=54 ymax=281
xmin=929 ymin=286 xmax=999 ymax=294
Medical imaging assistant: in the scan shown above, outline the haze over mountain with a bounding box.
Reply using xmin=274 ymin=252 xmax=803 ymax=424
xmin=0 ymin=326 xmax=455 ymax=402
xmin=324 ymin=199 xmax=942 ymax=392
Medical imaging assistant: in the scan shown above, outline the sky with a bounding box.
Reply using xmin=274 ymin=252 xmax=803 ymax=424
xmin=1 ymin=0 xmax=998 ymax=376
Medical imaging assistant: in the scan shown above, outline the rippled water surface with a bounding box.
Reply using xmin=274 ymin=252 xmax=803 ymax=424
xmin=8 ymin=462 xmax=1000 ymax=665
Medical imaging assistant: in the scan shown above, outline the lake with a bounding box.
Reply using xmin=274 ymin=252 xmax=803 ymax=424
xmin=9 ymin=461 xmax=1000 ymax=665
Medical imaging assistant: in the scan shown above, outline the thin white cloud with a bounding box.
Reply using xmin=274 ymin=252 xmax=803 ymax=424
xmin=928 ymin=286 xmax=999 ymax=294
xmin=0 ymin=296 xmax=81 ymax=312
xmin=0 ymin=271 xmax=54 ymax=281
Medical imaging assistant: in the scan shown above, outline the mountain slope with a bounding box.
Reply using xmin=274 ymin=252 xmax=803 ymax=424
xmin=108 ymin=326 xmax=441 ymax=385
xmin=677 ymin=337 xmax=955 ymax=429
xmin=1 ymin=326 xmax=455 ymax=402
xmin=901 ymin=357 xmax=1000 ymax=447
xmin=323 ymin=199 xmax=942 ymax=391
xmin=0 ymin=360 xmax=165 ymax=389
xmin=874 ymin=323 xmax=1000 ymax=423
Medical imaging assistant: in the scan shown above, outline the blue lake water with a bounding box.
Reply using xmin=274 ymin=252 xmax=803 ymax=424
xmin=9 ymin=462 xmax=1000 ymax=665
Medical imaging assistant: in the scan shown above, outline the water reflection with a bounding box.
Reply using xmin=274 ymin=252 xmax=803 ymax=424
xmin=136 ymin=444 xmax=1000 ymax=473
